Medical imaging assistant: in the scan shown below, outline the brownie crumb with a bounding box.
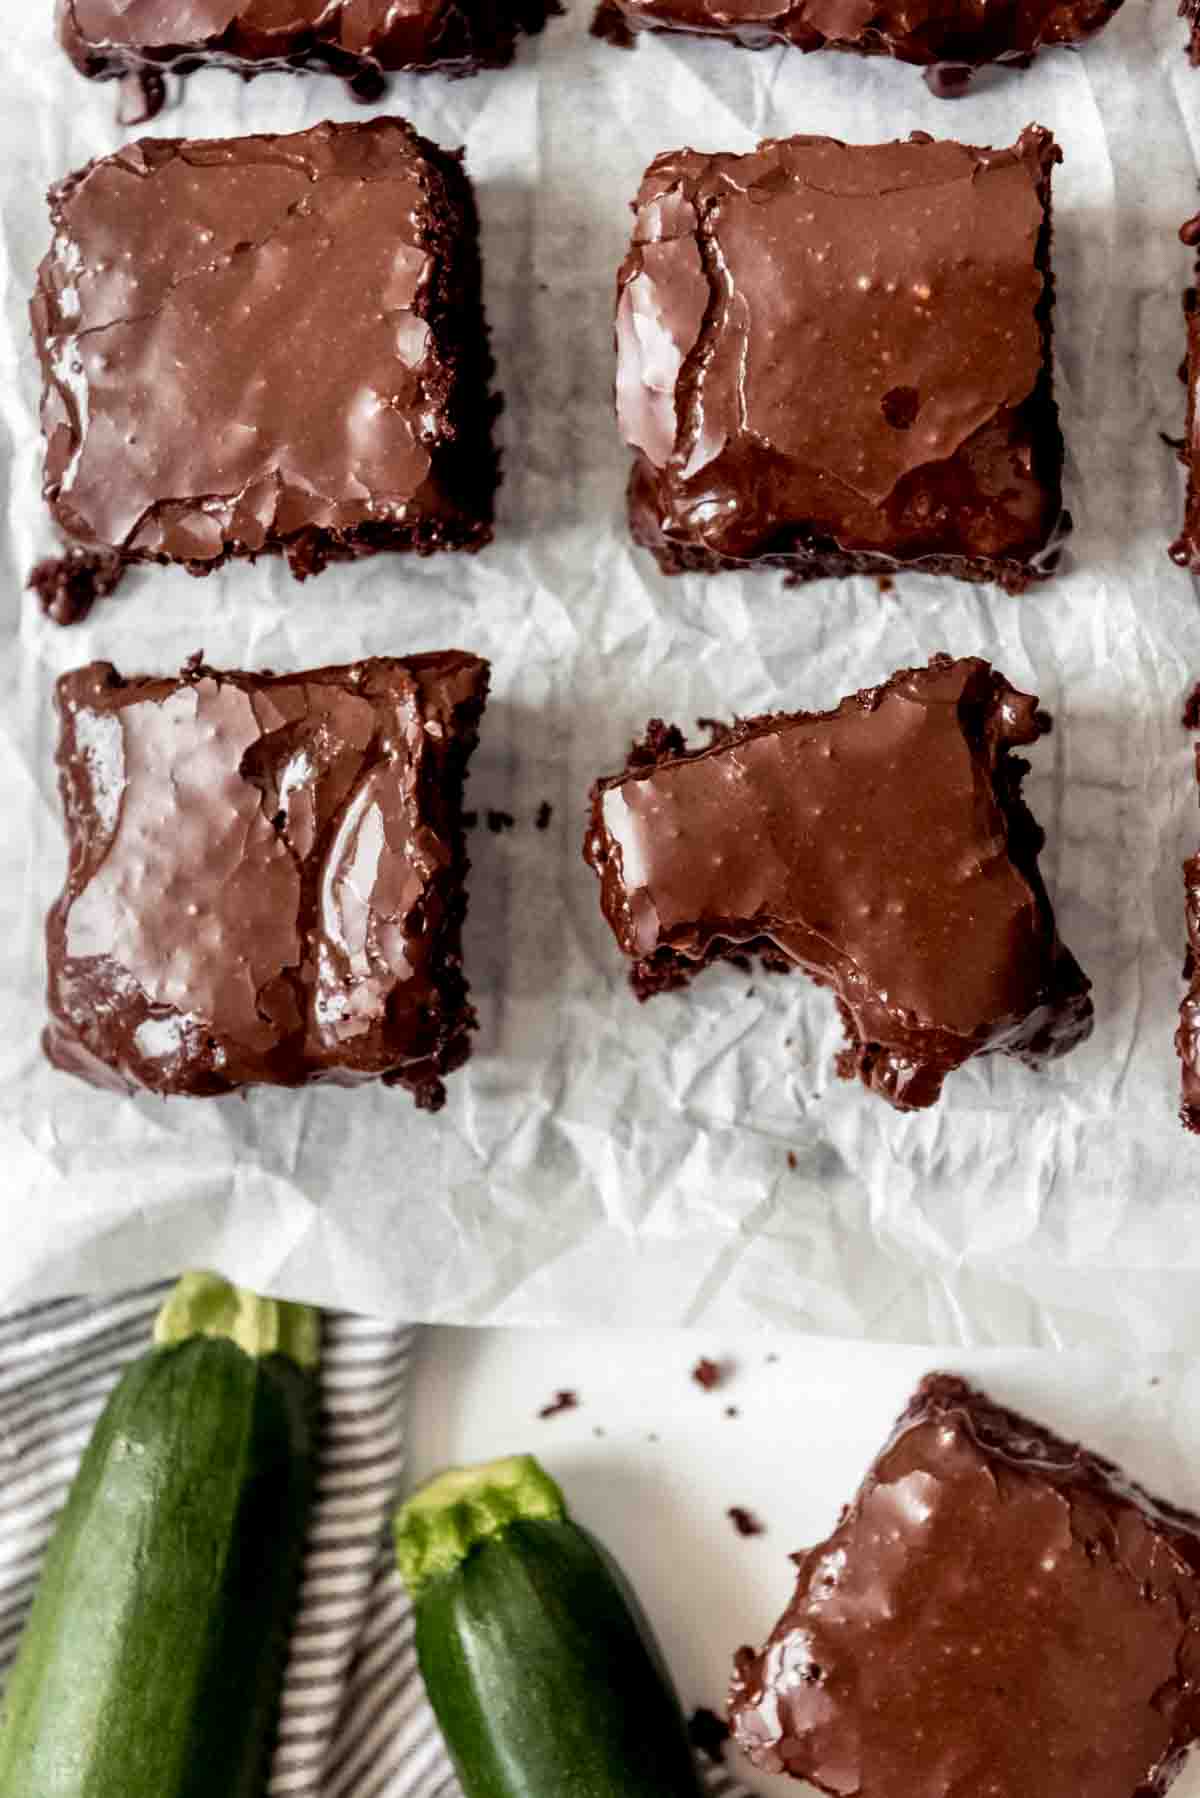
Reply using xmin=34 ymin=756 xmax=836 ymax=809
xmin=1162 ymin=431 xmax=1188 ymax=452
xmin=1183 ymin=683 xmax=1200 ymax=731
xmin=725 ymin=1405 xmax=740 ymax=1418
xmin=486 ymin=809 xmax=516 ymax=834
xmin=538 ymin=1389 xmax=578 ymax=1420
xmin=692 ymin=1357 xmax=726 ymax=1390
xmin=28 ymin=547 xmax=125 ymax=627
xmin=787 ymin=1151 xmax=798 ymax=1170
xmin=590 ymin=0 xmax=637 ymax=42
xmin=877 ymin=575 xmax=895 ymax=593
xmin=728 ymin=1506 xmax=765 ymax=1537
xmin=688 ymin=1707 xmax=731 ymax=1764
xmin=462 ymin=810 xmax=479 ymax=830
xmin=535 ymin=801 xmax=554 ymax=830
xmin=118 ymin=67 xmax=166 ymax=126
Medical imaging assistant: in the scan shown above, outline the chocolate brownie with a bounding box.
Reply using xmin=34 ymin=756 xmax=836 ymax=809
xmin=45 ymin=652 xmax=489 ymax=1109
xmin=58 ymin=0 xmax=558 ymax=106
xmin=1178 ymin=731 xmax=1200 ymax=1130
xmin=730 ymin=1373 xmax=1200 ymax=1798
xmin=30 ymin=119 xmax=498 ymax=619
xmin=584 ymin=655 xmax=1092 ymax=1111
xmin=615 ymin=128 xmax=1069 ymax=593
xmin=594 ymin=0 xmax=1122 ymax=93
xmin=1171 ymin=216 xmax=1200 ymax=576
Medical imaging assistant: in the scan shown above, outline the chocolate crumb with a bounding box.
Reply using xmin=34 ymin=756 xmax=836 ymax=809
xmin=590 ymin=0 xmax=637 ymax=42
xmin=462 ymin=810 xmax=479 ymax=830
xmin=1183 ymin=683 xmax=1200 ymax=731
xmin=728 ymin=1506 xmax=765 ymax=1538
xmin=538 ymin=1389 xmax=578 ymax=1420
xmin=787 ymin=1151 xmax=798 ymax=1171
xmin=877 ymin=575 xmax=895 ymax=593
xmin=692 ymin=1357 xmax=726 ymax=1390
xmin=688 ymin=1707 xmax=731 ymax=1764
xmin=725 ymin=1405 xmax=740 ymax=1418
xmin=1162 ymin=431 xmax=1188 ymax=452
xmin=28 ymin=547 xmax=124 ymax=627
xmin=118 ymin=67 xmax=166 ymax=127
xmin=486 ymin=809 xmax=516 ymax=834
xmin=535 ymin=801 xmax=554 ymax=830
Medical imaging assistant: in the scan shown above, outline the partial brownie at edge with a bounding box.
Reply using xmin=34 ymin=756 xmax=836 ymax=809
xmin=58 ymin=0 xmax=559 ymax=88
xmin=615 ymin=128 xmax=1069 ymax=593
xmin=1171 ymin=217 xmax=1200 ymax=574
xmin=584 ymin=655 xmax=1092 ymax=1111
xmin=597 ymin=0 xmax=1122 ymax=90
xmin=30 ymin=119 xmax=499 ymax=619
xmin=46 ymin=652 xmax=490 ymax=1109
xmin=1178 ymin=724 xmax=1200 ymax=1129
xmin=730 ymin=1373 xmax=1200 ymax=1798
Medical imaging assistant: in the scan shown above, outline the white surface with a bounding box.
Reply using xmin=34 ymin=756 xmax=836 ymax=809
xmin=4 ymin=6 xmax=1200 ymax=1340
xmin=406 ymin=1328 xmax=1200 ymax=1798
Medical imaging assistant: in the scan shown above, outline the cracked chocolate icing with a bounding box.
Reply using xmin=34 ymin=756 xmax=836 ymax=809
xmin=615 ymin=127 xmax=1069 ymax=591
xmin=730 ymin=1374 xmax=1200 ymax=1798
xmin=58 ymin=0 xmax=559 ymax=92
xmin=30 ymin=119 xmax=498 ymax=613
xmin=46 ymin=652 xmax=489 ymax=1109
xmin=598 ymin=0 xmax=1123 ymax=84
xmin=584 ymin=655 xmax=1092 ymax=1111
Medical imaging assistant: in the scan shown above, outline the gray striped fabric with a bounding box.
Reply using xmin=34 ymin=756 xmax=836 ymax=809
xmin=0 ymin=1290 xmax=747 ymax=1798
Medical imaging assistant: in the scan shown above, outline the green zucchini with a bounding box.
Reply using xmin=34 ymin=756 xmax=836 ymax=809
xmin=394 ymin=1455 xmax=708 ymax=1798
xmin=0 ymin=1272 xmax=319 ymax=1798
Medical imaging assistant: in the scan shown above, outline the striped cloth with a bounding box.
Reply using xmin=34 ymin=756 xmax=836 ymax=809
xmin=0 ymin=1289 xmax=747 ymax=1798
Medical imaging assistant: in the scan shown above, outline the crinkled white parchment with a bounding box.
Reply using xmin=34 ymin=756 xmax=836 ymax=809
xmin=3 ymin=0 xmax=1200 ymax=1341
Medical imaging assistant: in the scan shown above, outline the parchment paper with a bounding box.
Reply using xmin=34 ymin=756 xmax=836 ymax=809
xmin=3 ymin=0 xmax=1200 ymax=1343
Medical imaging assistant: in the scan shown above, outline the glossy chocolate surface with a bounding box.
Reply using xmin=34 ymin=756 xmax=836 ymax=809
xmin=602 ymin=0 xmax=1122 ymax=76
xmin=31 ymin=120 xmax=497 ymax=606
xmin=58 ymin=0 xmax=556 ymax=84
xmin=46 ymin=652 xmax=489 ymax=1109
xmin=730 ymin=1374 xmax=1200 ymax=1798
xmin=585 ymin=656 xmax=1092 ymax=1110
xmin=616 ymin=128 xmax=1068 ymax=590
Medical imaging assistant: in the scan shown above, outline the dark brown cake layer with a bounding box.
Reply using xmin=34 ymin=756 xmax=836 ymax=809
xmin=598 ymin=0 xmax=1122 ymax=85
xmin=584 ymin=655 xmax=1092 ymax=1111
xmin=730 ymin=1373 xmax=1200 ymax=1798
xmin=30 ymin=119 xmax=499 ymax=617
xmin=615 ymin=128 xmax=1068 ymax=592
xmin=46 ymin=652 xmax=490 ymax=1109
xmin=58 ymin=0 xmax=558 ymax=87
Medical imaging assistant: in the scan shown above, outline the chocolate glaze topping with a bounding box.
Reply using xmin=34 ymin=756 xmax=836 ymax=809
xmin=730 ymin=1374 xmax=1200 ymax=1798
xmin=601 ymin=0 xmax=1121 ymax=79
xmin=46 ymin=652 xmax=489 ymax=1109
xmin=584 ymin=656 xmax=1092 ymax=1111
xmin=58 ymin=0 xmax=559 ymax=89
xmin=30 ymin=120 xmax=498 ymax=609
xmin=616 ymin=128 xmax=1068 ymax=591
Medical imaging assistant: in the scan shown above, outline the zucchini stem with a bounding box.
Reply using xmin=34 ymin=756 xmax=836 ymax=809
xmin=154 ymin=1271 xmax=321 ymax=1370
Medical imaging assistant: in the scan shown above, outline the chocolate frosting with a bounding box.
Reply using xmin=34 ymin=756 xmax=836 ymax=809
xmin=584 ymin=656 xmax=1092 ymax=1110
xmin=31 ymin=120 xmax=496 ymax=592
xmin=607 ymin=0 xmax=1122 ymax=70
xmin=46 ymin=652 xmax=489 ymax=1108
xmin=616 ymin=128 xmax=1068 ymax=589
xmin=1170 ymin=236 xmax=1200 ymax=574
xmin=58 ymin=0 xmax=554 ymax=80
xmin=730 ymin=1374 xmax=1200 ymax=1798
